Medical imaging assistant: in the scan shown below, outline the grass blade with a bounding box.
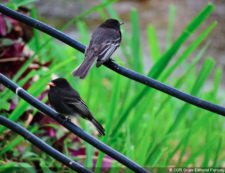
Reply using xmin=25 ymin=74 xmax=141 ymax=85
xmin=130 ymin=9 xmax=142 ymax=72
xmin=166 ymin=4 xmax=176 ymax=48
xmin=147 ymin=25 xmax=161 ymax=62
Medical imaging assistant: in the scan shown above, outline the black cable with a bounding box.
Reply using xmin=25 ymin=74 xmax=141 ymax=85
xmin=0 ymin=4 xmax=224 ymax=117
xmin=0 ymin=115 xmax=92 ymax=173
xmin=0 ymin=74 xmax=149 ymax=173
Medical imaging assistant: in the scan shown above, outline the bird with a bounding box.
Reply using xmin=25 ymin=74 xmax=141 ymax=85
xmin=48 ymin=78 xmax=105 ymax=136
xmin=73 ymin=18 xmax=122 ymax=79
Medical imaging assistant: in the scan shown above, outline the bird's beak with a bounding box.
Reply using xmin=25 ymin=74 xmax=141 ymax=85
xmin=48 ymin=82 xmax=55 ymax=87
xmin=120 ymin=22 xmax=124 ymax=25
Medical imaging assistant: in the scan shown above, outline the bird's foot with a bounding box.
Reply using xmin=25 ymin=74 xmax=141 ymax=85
xmin=109 ymin=58 xmax=115 ymax=62
xmin=62 ymin=116 xmax=71 ymax=125
xmin=66 ymin=116 xmax=71 ymax=122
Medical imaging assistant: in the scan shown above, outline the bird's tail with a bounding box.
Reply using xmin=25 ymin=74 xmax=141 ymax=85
xmin=72 ymin=57 xmax=97 ymax=79
xmin=91 ymin=118 xmax=105 ymax=136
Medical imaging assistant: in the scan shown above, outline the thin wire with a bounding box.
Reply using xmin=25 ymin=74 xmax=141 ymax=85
xmin=0 ymin=115 xmax=92 ymax=173
xmin=0 ymin=4 xmax=224 ymax=117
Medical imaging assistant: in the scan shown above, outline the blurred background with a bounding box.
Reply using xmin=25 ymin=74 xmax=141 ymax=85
xmin=36 ymin=0 xmax=225 ymax=73
xmin=0 ymin=0 xmax=225 ymax=172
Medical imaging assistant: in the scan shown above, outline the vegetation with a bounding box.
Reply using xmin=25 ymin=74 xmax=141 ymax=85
xmin=0 ymin=0 xmax=224 ymax=172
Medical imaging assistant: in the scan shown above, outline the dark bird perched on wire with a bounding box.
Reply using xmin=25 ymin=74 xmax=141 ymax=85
xmin=48 ymin=78 xmax=105 ymax=136
xmin=73 ymin=18 xmax=123 ymax=79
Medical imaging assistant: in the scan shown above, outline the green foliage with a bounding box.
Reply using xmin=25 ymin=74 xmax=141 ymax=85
xmin=0 ymin=1 xmax=225 ymax=172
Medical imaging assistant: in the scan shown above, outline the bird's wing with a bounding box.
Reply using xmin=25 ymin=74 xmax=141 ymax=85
xmin=62 ymin=94 xmax=92 ymax=118
xmin=89 ymin=28 xmax=121 ymax=66
xmin=98 ymin=38 xmax=120 ymax=62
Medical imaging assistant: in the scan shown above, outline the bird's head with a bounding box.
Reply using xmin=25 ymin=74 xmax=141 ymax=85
xmin=99 ymin=18 xmax=123 ymax=30
xmin=48 ymin=78 xmax=71 ymax=89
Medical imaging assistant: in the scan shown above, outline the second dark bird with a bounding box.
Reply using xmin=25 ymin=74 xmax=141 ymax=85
xmin=73 ymin=18 xmax=122 ymax=79
xmin=48 ymin=78 xmax=105 ymax=136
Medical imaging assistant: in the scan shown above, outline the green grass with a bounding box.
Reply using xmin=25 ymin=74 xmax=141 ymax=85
xmin=1 ymin=1 xmax=225 ymax=172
